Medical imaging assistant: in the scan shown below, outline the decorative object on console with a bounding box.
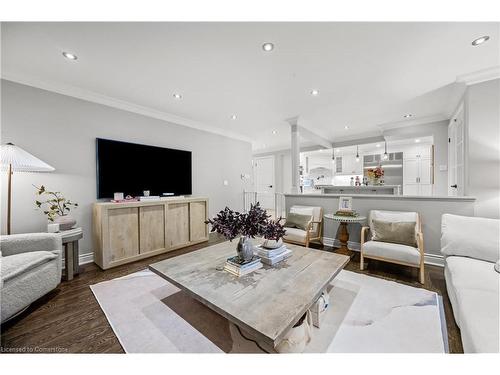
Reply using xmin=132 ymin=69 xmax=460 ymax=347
xmin=0 ymin=143 xmax=55 ymax=234
xmin=338 ymin=196 xmax=353 ymax=212
xmin=34 ymin=185 xmax=78 ymax=230
xmin=206 ymin=202 xmax=286 ymax=263
xmin=113 ymin=192 xmax=124 ymax=201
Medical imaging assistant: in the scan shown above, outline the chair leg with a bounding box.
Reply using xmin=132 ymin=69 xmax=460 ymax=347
xmin=419 ymin=264 xmax=425 ymax=285
xmin=360 ymin=253 xmax=364 ymax=270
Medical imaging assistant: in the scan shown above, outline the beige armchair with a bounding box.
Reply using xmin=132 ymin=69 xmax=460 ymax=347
xmin=360 ymin=210 xmax=425 ymax=284
xmin=283 ymin=205 xmax=323 ymax=248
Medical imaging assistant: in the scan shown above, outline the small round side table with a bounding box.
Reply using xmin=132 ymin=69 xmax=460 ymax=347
xmin=324 ymin=214 xmax=366 ymax=257
xmin=60 ymin=227 xmax=83 ymax=281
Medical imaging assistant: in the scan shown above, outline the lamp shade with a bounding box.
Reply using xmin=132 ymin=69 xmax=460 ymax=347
xmin=0 ymin=143 xmax=55 ymax=172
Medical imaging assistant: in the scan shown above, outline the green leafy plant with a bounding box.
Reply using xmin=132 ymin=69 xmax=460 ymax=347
xmin=34 ymin=185 xmax=78 ymax=222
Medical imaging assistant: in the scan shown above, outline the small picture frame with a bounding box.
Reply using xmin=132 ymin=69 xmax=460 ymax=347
xmin=338 ymin=196 xmax=353 ymax=212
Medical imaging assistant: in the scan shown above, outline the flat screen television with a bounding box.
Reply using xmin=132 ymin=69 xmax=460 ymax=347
xmin=96 ymin=138 xmax=192 ymax=199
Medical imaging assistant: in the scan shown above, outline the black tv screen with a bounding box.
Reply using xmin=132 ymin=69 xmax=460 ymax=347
xmin=96 ymin=138 xmax=192 ymax=199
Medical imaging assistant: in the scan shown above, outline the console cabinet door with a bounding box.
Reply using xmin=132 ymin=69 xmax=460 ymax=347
xmin=167 ymin=203 xmax=190 ymax=248
xmin=108 ymin=207 xmax=139 ymax=262
xmin=189 ymin=201 xmax=208 ymax=242
xmin=139 ymin=205 xmax=166 ymax=253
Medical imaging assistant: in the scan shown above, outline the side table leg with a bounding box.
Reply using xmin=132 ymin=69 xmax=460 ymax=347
xmin=73 ymin=240 xmax=80 ymax=276
xmin=66 ymin=242 xmax=74 ymax=281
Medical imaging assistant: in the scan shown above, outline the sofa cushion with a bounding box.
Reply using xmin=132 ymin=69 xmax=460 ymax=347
xmin=1 ymin=251 xmax=58 ymax=283
xmin=290 ymin=206 xmax=322 ymax=235
xmin=444 ymin=256 xmax=499 ymax=353
xmin=283 ymin=227 xmax=307 ymax=243
xmin=441 ymin=214 xmax=500 ymax=263
xmin=362 ymin=240 xmax=421 ymax=266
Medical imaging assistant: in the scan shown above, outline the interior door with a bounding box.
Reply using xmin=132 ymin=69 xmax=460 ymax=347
xmin=253 ymin=156 xmax=275 ymax=210
xmin=448 ymin=105 xmax=465 ymax=196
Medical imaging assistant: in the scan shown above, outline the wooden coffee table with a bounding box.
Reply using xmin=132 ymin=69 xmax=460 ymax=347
xmin=149 ymin=241 xmax=349 ymax=351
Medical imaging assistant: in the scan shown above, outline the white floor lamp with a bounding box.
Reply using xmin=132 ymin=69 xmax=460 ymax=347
xmin=1 ymin=143 xmax=55 ymax=235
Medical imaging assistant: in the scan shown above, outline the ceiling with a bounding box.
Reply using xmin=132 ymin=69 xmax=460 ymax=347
xmin=2 ymin=22 xmax=499 ymax=152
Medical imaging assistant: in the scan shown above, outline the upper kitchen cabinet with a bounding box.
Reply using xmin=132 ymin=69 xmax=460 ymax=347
xmin=403 ymin=144 xmax=432 ymax=160
xmin=335 ymin=153 xmax=363 ymax=175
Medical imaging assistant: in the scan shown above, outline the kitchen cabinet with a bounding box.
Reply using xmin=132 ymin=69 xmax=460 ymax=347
xmin=335 ymin=154 xmax=363 ymax=175
xmin=403 ymin=145 xmax=433 ymax=196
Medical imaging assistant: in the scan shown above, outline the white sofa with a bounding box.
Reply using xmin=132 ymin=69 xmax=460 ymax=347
xmin=441 ymin=214 xmax=499 ymax=353
xmin=0 ymin=233 xmax=62 ymax=323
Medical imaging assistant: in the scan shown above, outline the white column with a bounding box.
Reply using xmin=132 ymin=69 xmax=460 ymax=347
xmin=291 ymin=124 xmax=300 ymax=194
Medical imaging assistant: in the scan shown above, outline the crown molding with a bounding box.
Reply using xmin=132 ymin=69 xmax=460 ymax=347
xmin=1 ymin=72 xmax=253 ymax=144
xmin=377 ymin=114 xmax=448 ymax=131
xmin=456 ymin=66 xmax=500 ymax=86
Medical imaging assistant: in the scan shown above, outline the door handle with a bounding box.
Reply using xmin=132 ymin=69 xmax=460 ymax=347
xmin=268 ymin=185 xmax=273 ymax=188
xmin=450 ymin=184 xmax=458 ymax=188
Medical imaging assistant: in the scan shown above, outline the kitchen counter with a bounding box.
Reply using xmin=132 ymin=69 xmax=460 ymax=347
xmin=314 ymin=184 xmax=401 ymax=195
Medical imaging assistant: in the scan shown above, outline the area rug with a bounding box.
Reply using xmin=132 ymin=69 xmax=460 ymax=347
xmin=90 ymin=269 xmax=449 ymax=353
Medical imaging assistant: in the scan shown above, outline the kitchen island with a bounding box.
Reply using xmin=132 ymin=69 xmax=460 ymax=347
xmin=315 ymin=184 xmax=401 ymax=195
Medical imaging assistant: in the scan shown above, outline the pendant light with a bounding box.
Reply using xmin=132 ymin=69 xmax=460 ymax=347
xmin=355 ymin=145 xmax=360 ymax=162
xmin=383 ymin=140 xmax=389 ymax=160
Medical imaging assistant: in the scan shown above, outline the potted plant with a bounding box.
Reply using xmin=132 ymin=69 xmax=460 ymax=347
xmin=261 ymin=217 xmax=287 ymax=249
xmin=34 ymin=185 xmax=78 ymax=230
xmin=206 ymin=202 xmax=286 ymax=261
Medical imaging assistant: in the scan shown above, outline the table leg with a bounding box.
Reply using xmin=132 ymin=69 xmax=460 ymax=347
xmin=65 ymin=242 xmax=74 ymax=281
xmin=335 ymin=222 xmax=354 ymax=258
xmin=73 ymin=240 xmax=80 ymax=276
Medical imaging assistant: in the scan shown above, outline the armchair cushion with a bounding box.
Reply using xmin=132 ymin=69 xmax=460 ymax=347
xmin=362 ymin=240 xmax=421 ymax=266
xmin=289 ymin=206 xmax=322 ymax=235
xmin=0 ymin=233 xmax=62 ymax=257
xmin=1 ymin=251 xmax=59 ymax=283
xmin=372 ymin=219 xmax=417 ymax=247
xmin=368 ymin=210 xmax=419 ymax=243
xmin=283 ymin=227 xmax=307 ymax=244
xmin=284 ymin=213 xmax=312 ymax=231
xmin=441 ymin=214 xmax=499 ymax=263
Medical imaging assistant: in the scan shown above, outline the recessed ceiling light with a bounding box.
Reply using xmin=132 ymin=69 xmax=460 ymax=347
xmin=272 ymin=130 xmax=277 ymax=135
xmin=344 ymin=125 xmax=349 ymax=130
xmin=472 ymin=36 xmax=490 ymax=46
xmin=415 ymin=139 xmax=421 ymax=143
xmin=173 ymin=93 xmax=182 ymax=100
xmin=376 ymin=143 xmax=381 ymax=148
xmin=310 ymin=89 xmax=319 ymax=96
xmin=262 ymin=42 xmax=274 ymax=52
xmin=403 ymin=114 xmax=412 ymax=118
xmin=230 ymin=114 xmax=237 ymax=120
xmin=62 ymin=52 xmax=77 ymax=60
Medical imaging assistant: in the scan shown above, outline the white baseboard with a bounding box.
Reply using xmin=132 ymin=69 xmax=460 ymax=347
xmin=62 ymin=253 xmax=94 ymax=269
xmin=322 ymin=237 xmax=444 ymax=267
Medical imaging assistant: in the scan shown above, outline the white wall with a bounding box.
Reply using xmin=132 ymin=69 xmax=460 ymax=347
xmin=1 ymin=80 xmax=253 ymax=257
xmin=465 ymin=78 xmax=500 ymax=219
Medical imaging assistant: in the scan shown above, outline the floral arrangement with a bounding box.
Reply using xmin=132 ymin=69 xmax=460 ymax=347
xmin=34 ymin=185 xmax=78 ymax=222
xmin=205 ymin=202 xmax=286 ymax=241
xmin=367 ymin=166 xmax=384 ymax=180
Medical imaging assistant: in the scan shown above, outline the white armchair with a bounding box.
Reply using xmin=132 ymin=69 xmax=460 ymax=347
xmin=283 ymin=205 xmax=323 ymax=248
xmin=360 ymin=210 xmax=425 ymax=284
xmin=1 ymin=233 xmax=62 ymax=322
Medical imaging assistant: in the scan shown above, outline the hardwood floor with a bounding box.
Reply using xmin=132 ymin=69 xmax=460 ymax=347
xmin=0 ymin=235 xmax=463 ymax=353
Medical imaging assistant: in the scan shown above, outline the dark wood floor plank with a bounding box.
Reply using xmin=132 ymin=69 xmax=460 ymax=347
xmin=1 ymin=235 xmax=463 ymax=353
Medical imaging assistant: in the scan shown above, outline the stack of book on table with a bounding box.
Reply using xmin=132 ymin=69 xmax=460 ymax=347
xmin=255 ymin=244 xmax=292 ymax=266
xmin=335 ymin=210 xmax=359 ymax=217
xmin=224 ymin=255 xmax=262 ymax=277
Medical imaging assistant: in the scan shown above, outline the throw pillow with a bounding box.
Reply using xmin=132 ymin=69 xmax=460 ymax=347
xmin=284 ymin=213 xmax=312 ymax=231
xmin=372 ymin=219 xmax=417 ymax=247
